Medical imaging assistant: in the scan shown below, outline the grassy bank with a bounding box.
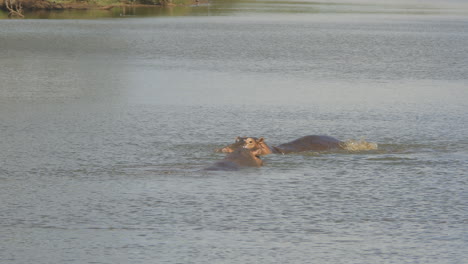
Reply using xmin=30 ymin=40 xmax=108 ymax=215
xmin=0 ymin=0 xmax=198 ymax=17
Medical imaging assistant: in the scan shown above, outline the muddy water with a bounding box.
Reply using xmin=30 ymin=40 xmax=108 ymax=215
xmin=1 ymin=2 xmax=467 ymax=263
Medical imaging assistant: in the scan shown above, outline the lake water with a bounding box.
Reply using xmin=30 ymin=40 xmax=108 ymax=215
xmin=1 ymin=1 xmax=467 ymax=263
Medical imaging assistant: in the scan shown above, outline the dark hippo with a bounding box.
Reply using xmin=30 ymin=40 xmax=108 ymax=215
xmin=206 ymin=137 xmax=268 ymax=171
xmin=216 ymin=135 xmax=344 ymax=155
xmin=272 ymin=135 xmax=344 ymax=154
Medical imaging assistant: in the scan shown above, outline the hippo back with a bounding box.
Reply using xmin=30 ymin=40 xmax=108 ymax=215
xmin=273 ymin=135 xmax=343 ymax=153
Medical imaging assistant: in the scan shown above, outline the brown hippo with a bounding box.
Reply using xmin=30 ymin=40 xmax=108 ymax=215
xmin=206 ymin=137 xmax=269 ymax=171
xmin=215 ymin=137 xmax=273 ymax=154
xmin=216 ymin=135 xmax=344 ymax=155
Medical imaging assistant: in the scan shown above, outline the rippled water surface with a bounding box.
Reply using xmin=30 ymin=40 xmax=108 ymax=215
xmin=1 ymin=1 xmax=467 ymax=263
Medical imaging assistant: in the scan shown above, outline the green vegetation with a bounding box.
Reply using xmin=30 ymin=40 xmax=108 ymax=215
xmin=0 ymin=0 xmax=197 ymax=18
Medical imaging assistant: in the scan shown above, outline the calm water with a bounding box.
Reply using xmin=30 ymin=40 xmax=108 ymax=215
xmin=1 ymin=1 xmax=467 ymax=263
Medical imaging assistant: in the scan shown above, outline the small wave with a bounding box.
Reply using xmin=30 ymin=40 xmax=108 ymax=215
xmin=340 ymin=139 xmax=378 ymax=151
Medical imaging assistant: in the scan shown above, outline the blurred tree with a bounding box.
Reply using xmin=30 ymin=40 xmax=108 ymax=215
xmin=4 ymin=0 xmax=24 ymax=17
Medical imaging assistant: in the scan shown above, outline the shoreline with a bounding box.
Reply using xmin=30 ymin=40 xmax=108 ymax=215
xmin=53 ymin=1 xmax=204 ymax=10
xmin=1 ymin=0 xmax=205 ymax=16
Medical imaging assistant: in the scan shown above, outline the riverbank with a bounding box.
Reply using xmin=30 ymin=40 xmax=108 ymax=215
xmin=0 ymin=0 xmax=201 ymax=17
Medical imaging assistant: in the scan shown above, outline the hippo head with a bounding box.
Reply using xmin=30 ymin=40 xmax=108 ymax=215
xmin=216 ymin=136 xmax=273 ymax=156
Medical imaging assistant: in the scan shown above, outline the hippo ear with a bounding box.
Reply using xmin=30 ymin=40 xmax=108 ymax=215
xmin=235 ymin=136 xmax=241 ymax=142
xmin=258 ymin=137 xmax=265 ymax=143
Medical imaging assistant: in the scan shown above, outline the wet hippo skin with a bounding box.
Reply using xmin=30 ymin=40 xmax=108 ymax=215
xmin=272 ymin=135 xmax=343 ymax=154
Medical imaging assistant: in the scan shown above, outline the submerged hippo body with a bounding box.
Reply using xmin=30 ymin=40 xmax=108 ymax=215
xmin=216 ymin=135 xmax=343 ymax=155
xmin=207 ymin=138 xmax=266 ymax=171
xmin=205 ymin=148 xmax=263 ymax=171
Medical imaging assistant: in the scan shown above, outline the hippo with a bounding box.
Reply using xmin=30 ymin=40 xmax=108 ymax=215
xmin=215 ymin=137 xmax=273 ymax=155
xmin=216 ymin=135 xmax=344 ymax=155
xmin=206 ymin=137 xmax=268 ymax=171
